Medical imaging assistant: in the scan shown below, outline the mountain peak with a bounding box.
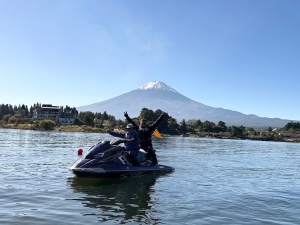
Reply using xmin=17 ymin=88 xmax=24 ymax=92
xmin=138 ymin=81 xmax=178 ymax=93
xmin=77 ymin=80 xmax=293 ymax=127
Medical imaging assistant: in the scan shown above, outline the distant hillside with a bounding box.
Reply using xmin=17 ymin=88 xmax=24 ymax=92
xmin=77 ymin=81 xmax=294 ymax=128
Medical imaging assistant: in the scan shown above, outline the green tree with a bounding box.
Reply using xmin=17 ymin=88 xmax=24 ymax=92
xmin=229 ymin=126 xmax=245 ymax=136
xmin=283 ymin=121 xmax=300 ymax=131
xmin=217 ymin=121 xmax=226 ymax=128
xmin=35 ymin=120 xmax=56 ymax=130
xmin=195 ymin=119 xmax=202 ymax=129
xmin=24 ymin=105 xmax=29 ymax=117
xmin=8 ymin=116 xmax=17 ymax=124
xmin=202 ymin=120 xmax=215 ymax=132
xmin=29 ymin=106 xmax=34 ymax=118
xmin=93 ymin=118 xmax=99 ymax=125
xmin=180 ymin=119 xmax=187 ymax=133
xmin=83 ymin=113 xmax=95 ymax=126
xmin=3 ymin=114 xmax=11 ymax=122
xmin=168 ymin=117 xmax=178 ymax=132
xmin=217 ymin=121 xmax=227 ymax=132
xmin=73 ymin=117 xmax=83 ymax=125
xmin=115 ymin=119 xmax=125 ymax=129
xmin=95 ymin=112 xmax=102 ymax=120
xmin=101 ymin=111 xmax=109 ymax=120
xmin=288 ymin=128 xmax=295 ymax=133
xmin=139 ymin=108 xmax=155 ymax=122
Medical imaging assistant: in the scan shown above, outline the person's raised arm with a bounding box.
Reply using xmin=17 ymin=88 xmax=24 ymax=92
xmin=150 ymin=113 xmax=165 ymax=131
xmin=107 ymin=130 xmax=125 ymax=138
xmin=124 ymin=111 xmax=139 ymax=129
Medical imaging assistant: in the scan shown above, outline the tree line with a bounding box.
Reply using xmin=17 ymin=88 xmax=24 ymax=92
xmin=0 ymin=103 xmax=299 ymax=142
xmin=0 ymin=103 xmax=77 ymax=124
xmin=0 ymin=104 xmax=32 ymax=120
xmin=282 ymin=121 xmax=300 ymax=132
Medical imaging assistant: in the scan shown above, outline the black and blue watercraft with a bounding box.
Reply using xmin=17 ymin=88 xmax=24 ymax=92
xmin=68 ymin=140 xmax=174 ymax=178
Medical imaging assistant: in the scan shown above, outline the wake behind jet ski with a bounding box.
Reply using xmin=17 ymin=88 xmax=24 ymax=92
xmin=68 ymin=140 xmax=174 ymax=178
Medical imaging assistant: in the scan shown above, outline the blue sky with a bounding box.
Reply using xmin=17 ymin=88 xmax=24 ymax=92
xmin=0 ymin=0 xmax=299 ymax=120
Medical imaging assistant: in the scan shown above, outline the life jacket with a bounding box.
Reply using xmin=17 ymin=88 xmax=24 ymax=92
xmin=124 ymin=131 xmax=140 ymax=151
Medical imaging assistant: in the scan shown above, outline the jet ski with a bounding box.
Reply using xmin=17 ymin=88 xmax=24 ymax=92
xmin=68 ymin=140 xmax=174 ymax=178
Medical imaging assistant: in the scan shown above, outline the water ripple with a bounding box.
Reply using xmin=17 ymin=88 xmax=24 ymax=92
xmin=1 ymin=129 xmax=300 ymax=224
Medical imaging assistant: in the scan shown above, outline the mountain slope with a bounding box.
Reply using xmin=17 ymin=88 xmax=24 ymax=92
xmin=77 ymin=81 xmax=293 ymax=127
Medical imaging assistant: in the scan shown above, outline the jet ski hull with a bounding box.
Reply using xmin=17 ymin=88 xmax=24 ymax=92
xmin=69 ymin=140 xmax=174 ymax=178
xmin=69 ymin=164 xmax=174 ymax=178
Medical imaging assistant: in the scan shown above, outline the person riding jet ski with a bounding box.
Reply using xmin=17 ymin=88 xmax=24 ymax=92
xmin=124 ymin=111 xmax=165 ymax=165
xmin=108 ymin=123 xmax=141 ymax=166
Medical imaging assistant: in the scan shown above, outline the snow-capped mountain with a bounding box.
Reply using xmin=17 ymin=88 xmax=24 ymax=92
xmin=77 ymin=81 xmax=293 ymax=127
xmin=138 ymin=81 xmax=178 ymax=93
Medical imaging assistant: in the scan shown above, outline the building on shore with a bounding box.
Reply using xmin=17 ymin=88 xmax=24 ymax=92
xmin=33 ymin=104 xmax=60 ymax=121
xmin=59 ymin=110 xmax=77 ymax=125
xmin=33 ymin=104 xmax=77 ymax=125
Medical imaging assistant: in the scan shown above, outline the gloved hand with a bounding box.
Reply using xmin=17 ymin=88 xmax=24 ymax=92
xmin=124 ymin=111 xmax=128 ymax=117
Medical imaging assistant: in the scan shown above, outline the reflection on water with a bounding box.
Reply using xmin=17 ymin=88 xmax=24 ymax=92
xmin=67 ymin=174 xmax=165 ymax=224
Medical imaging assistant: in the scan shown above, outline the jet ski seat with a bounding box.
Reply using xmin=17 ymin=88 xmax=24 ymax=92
xmin=137 ymin=149 xmax=146 ymax=162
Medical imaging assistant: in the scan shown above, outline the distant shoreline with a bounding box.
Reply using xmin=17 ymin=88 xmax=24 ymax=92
xmin=1 ymin=124 xmax=299 ymax=143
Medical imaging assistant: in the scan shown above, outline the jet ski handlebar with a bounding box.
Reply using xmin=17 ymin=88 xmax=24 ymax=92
xmin=110 ymin=139 xmax=124 ymax=146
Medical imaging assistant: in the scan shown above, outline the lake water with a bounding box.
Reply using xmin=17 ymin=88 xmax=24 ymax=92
xmin=0 ymin=128 xmax=300 ymax=225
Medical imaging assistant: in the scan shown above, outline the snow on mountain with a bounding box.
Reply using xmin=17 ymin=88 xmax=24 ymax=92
xmin=77 ymin=81 xmax=294 ymax=127
xmin=138 ymin=81 xmax=178 ymax=93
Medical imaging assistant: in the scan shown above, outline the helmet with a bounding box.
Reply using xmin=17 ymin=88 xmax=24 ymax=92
xmin=126 ymin=123 xmax=134 ymax=129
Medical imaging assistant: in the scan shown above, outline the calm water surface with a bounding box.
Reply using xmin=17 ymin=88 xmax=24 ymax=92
xmin=0 ymin=128 xmax=299 ymax=224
